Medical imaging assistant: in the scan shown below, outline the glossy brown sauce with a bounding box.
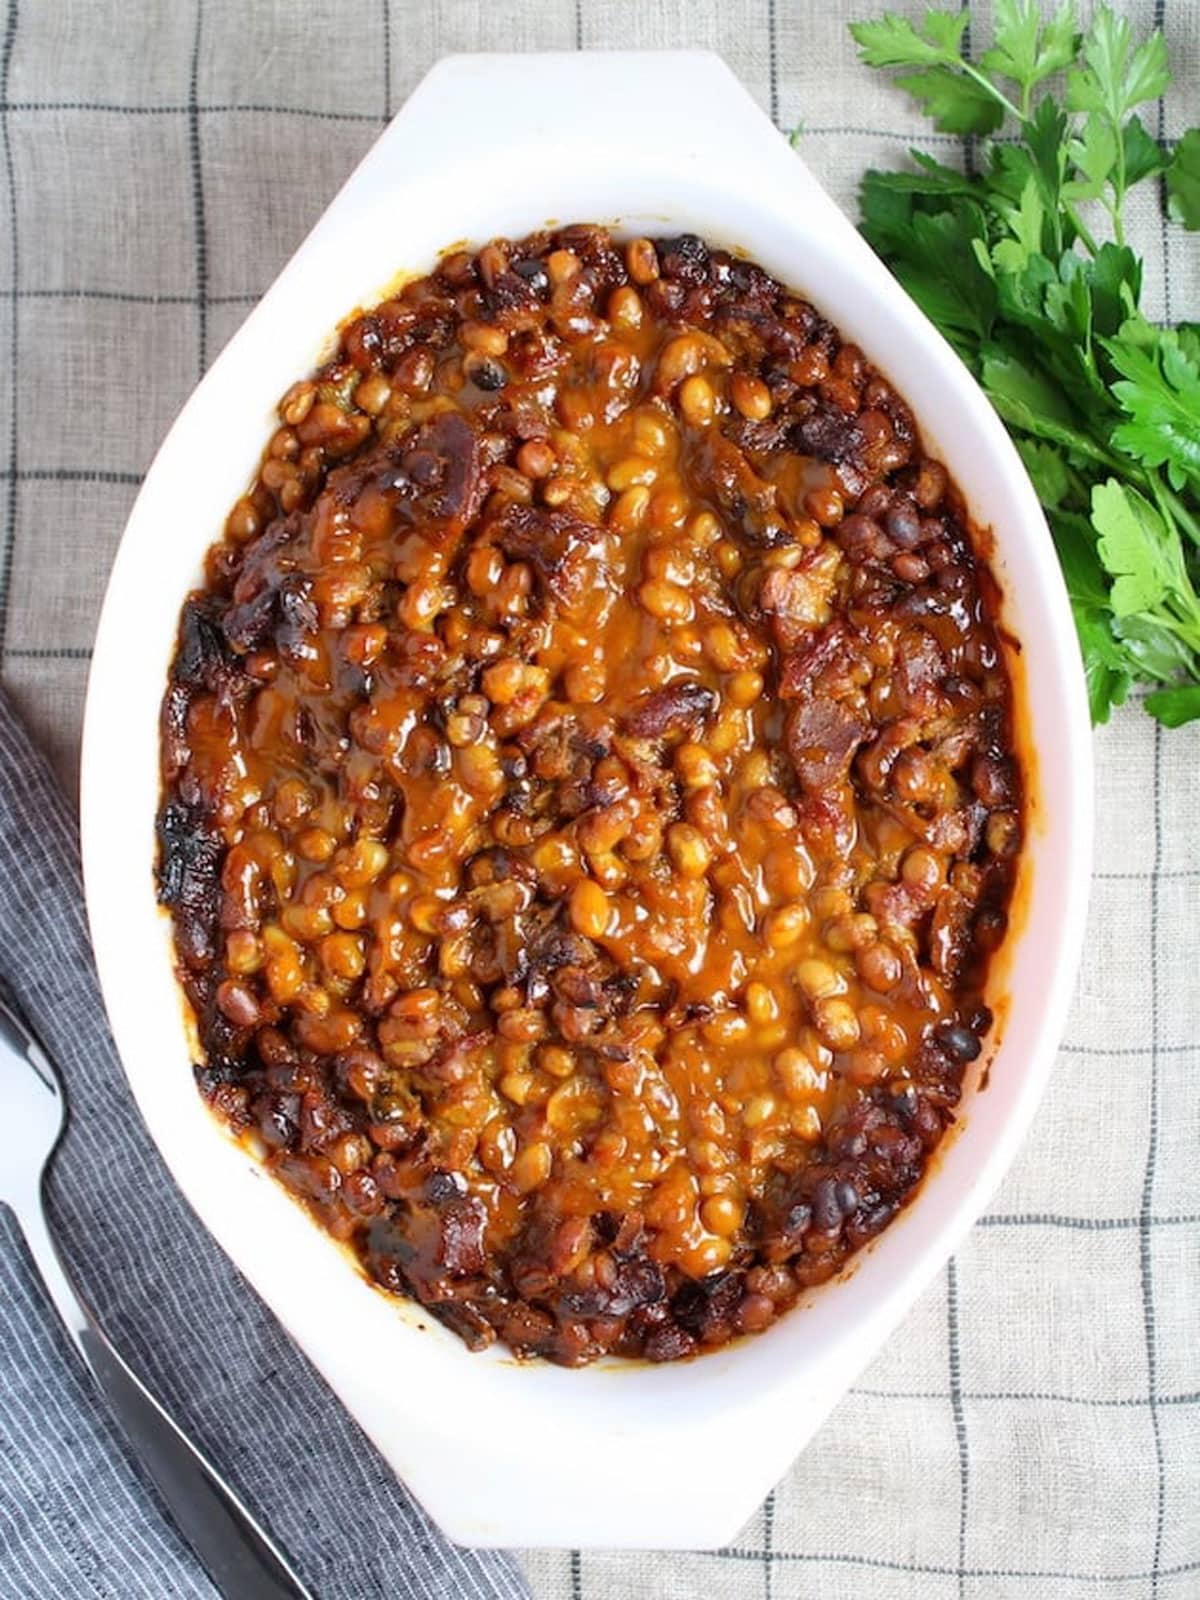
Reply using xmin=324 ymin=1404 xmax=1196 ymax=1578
xmin=158 ymin=226 xmax=1021 ymax=1364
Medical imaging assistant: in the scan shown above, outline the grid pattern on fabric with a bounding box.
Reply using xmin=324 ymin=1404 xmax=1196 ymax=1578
xmin=0 ymin=2 xmax=1196 ymax=1598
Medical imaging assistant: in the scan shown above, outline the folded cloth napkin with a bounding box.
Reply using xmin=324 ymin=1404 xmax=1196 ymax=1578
xmin=0 ymin=687 xmax=531 ymax=1600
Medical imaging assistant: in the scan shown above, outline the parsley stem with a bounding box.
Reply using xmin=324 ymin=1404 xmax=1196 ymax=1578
xmin=1160 ymin=597 xmax=1200 ymax=654
xmin=1101 ymin=194 xmax=1127 ymax=248
xmin=1062 ymin=203 xmax=1102 ymax=256
xmin=1155 ymin=477 xmax=1200 ymax=550
xmin=957 ymin=57 xmax=1025 ymax=126
xmin=1130 ymin=609 xmax=1200 ymax=662
xmin=1041 ymin=427 xmax=1126 ymax=475
xmin=1110 ymin=116 xmax=1128 ymax=247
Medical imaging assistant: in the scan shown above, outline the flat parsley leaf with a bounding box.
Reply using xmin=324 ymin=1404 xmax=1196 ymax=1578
xmin=1024 ymin=95 xmax=1071 ymax=192
xmin=1016 ymin=439 xmax=1075 ymax=508
xmin=851 ymin=9 xmax=1007 ymax=132
xmin=859 ymin=154 xmax=977 ymax=201
xmin=992 ymin=177 xmax=1047 ymax=270
xmin=1105 ymin=324 xmax=1200 ymax=493
xmin=1116 ymin=612 xmax=1198 ymax=683
xmin=1064 ymin=114 xmax=1118 ymax=202
xmin=850 ymin=9 xmax=969 ymax=69
xmin=884 ymin=204 xmax=998 ymax=348
xmin=1051 ymin=510 xmax=1132 ymax=720
xmin=1167 ymin=128 xmax=1200 ymax=230
xmin=981 ymin=346 xmax=1105 ymax=460
xmin=1092 ymin=480 xmax=1179 ymax=615
xmin=1088 ymin=242 xmax=1141 ymax=336
xmin=981 ymin=0 xmax=1078 ymax=99
xmin=1067 ymin=5 xmax=1170 ymax=121
xmin=1177 ymin=324 xmax=1200 ymax=368
xmin=1144 ymin=685 xmax=1200 ymax=727
xmin=1123 ymin=114 xmax=1166 ymax=187
xmin=895 ymin=66 xmax=1006 ymax=133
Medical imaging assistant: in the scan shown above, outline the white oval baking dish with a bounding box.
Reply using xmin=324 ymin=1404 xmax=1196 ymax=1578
xmin=81 ymin=50 xmax=1092 ymax=1550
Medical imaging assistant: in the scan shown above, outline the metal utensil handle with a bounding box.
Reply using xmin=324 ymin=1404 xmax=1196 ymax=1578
xmin=12 ymin=1169 xmax=313 ymax=1599
xmin=76 ymin=1317 xmax=314 ymax=1600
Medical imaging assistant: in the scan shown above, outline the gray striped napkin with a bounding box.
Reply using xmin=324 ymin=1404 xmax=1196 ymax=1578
xmin=0 ymin=685 xmax=530 ymax=1600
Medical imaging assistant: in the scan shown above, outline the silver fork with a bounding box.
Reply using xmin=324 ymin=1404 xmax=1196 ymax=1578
xmin=0 ymin=996 xmax=315 ymax=1599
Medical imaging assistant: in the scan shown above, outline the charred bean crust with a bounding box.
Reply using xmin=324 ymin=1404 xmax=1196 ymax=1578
xmin=156 ymin=225 xmax=1023 ymax=1367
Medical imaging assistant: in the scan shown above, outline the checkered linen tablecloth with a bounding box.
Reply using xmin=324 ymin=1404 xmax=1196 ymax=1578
xmin=1 ymin=1 xmax=1197 ymax=1596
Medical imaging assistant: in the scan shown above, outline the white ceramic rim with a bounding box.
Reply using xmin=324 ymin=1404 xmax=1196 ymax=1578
xmin=81 ymin=50 xmax=1093 ymax=1550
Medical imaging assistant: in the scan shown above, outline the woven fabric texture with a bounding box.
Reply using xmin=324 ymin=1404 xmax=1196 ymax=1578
xmin=0 ymin=2 xmax=1197 ymax=1597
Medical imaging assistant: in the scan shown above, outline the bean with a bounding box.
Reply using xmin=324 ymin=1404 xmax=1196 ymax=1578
xmin=512 ymin=1140 xmax=553 ymax=1192
xmin=856 ymin=940 xmax=902 ymax=993
xmin=633 ymin=412 xmax=671 ymax=457
xmin=701 ymin=1195 xmax=745 ymax=1236
xmin=461 ymin=320 xmax=508 ymax=356
xmin=675 ymin=742 xmax=719 ymax=789
xmin=667 ymin=823 xmax=711 ymax=878
xmin=516 ymin=438 xmax=556 ymax=478
xmin=796 ymin=958 xmax=842 ymax=1001
xmin=226 ymin=930 xmax=263 ymax=975
xmin=608 ymin=285 xmax=644 ymax=330
xmin=902 ymin=845 xmax=943 ymax=892
xmin=609 ymin=485 xmax=651 ymax=532
xmin=774 ymin=1047 xmax=820 ymax=1099
xmin=745 ymin=981 xmax=779 ymax=1025
xmin=216 ymin=979 xmax=260 ymax=1029
xmin=790 ymin=1105 xmax=822 ymax=1141
xmin=320 ymin=932 xmax=365 ymax=981
xmin=225 ymin=497 xmax=261 ymax=543
xmin=626 ymin=237 xmax=660 ymax=284
xmin=935 ymin=1020 xmax=983 ymax=1062
xmin=608 ymin=457 xmax=658 ymax=492
xmin=804 ymin=486 xmax=844 ymax=527
xmin=279 ymin=381 xmax=316 ymax=426
xmin=730 ymin=372 xmax=772 ymax=420
xmin=728 ymin=671 xmax=763 ymax=707
xmin=813 ymin=996 xmax=861 ymax=1051
xmin=569 ymin=877 xmax=611 ymax=939
xmin=678 ymin=375 xmax=716 ymax=427
xmin=764 ymin=904 xmax=809 ymax=949
xmin=296 ymin=827 xmax=337 ymax=864
xmin=987 ymin=810 xmax=1021 ymax=856
xmin=353 ymin=373 xmax=392 ymax=416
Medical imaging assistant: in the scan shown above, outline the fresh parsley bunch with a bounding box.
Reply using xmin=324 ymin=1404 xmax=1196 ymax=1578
xmin=847 ymin=1 xmax=1200 ymax=726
